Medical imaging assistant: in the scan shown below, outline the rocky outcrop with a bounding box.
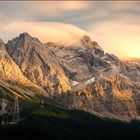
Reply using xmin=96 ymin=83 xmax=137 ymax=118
xmin=55 ymin=75 xmax=140 ymax=120
xmin=0 ymin=38 xmax=47 ymax=98
xmin=47 ymin=45 xmax=93 ymax=82
xmin=124 ymin=59 xmax=140 ymax=82
xmin=6 ymin=33 xmax=71 ymax=95
xmin=46 ymin=35 xmax=140 ymax=120
xmin=47 ymin=35 xmax=127 ymax=82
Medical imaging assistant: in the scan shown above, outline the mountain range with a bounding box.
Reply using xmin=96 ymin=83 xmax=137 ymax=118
xmin=0 ymin=32 xmax=140 ymax=122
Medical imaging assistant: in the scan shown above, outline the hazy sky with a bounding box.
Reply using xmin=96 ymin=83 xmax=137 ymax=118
xmin=0 ymin=1 xmax=140 ymax=59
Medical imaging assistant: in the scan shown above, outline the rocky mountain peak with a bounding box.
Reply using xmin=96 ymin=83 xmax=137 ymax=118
xmin=5 ymin=33 xmax=71 ymax=95
xmin=0 ymin=37 xmax=47 ymax=97
xmin=13 ymin=32 xmax=33 ymax=45
xmin=81 ymin=35 xmax=93 ymax=48
xmin=80 ymin=35 xmax=104 ymax=57
xmin=81 ymin=35 xmax=92 ymax=43
xmin=3 ymin=32 xmax=140 ymax=121
xmin=92 ymin=41 xmax=103 ymax=50
xmin=19 ymin=32 xmax=31 ymax=38
xmin=18 ymin=32 xmax=41 ymax=44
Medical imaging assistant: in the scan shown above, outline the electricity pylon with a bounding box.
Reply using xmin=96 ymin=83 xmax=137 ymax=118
xmin=12 ymin=96 xmax=20 ymax=123
xmin=41 ymin=100 xmax=45 ymax=108
xmin=0 ymin=98 xmax=8 ymax=125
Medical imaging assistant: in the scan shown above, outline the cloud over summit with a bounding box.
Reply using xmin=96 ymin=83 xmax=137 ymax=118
xmin=0 ymin=1 xmax=140 ymax=58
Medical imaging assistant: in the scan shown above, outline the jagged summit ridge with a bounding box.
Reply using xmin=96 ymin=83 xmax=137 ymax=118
xmin=0 ymin=38 xmax=47 ymax=97
xmin=3 ymin=32 xmax=140 ymax=121
xmin=6 ymin=33 xmax=71 ymax=95
xmin=44 ymin=33 xmax=140 ymax=120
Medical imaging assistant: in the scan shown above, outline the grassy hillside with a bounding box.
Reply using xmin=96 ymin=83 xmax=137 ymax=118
xmin=0 ymin=97 xmax=140 ymax=140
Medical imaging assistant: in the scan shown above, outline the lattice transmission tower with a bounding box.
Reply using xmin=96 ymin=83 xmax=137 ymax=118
xmin=12 ymin=96 xmax=20 ymax=123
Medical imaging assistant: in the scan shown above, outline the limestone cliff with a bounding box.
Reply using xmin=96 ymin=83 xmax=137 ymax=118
xmin=55 ymin=75 xmax=140 ymax=120
xmin=0 ymin=38 xmax=47 ymax=98
xmin=6 ymin=33 xmax=71 ymax=95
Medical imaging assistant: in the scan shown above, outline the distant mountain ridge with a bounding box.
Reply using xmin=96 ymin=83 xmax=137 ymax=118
xmin=0 ymin=32 xmax=140 ymax=121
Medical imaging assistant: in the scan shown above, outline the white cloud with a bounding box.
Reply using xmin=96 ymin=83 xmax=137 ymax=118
xmin=1 ymin=19 xmax=140 ymax=59
xmin=0 ymin=1 xmax=140 ymax=59
xmin=0 ymin=21 xmax=91 ymax=47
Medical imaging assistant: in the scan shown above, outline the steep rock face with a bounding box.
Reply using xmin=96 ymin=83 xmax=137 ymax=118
xmin=47 ymin=44 xmax=93 ymax=82
xmin=4 ymin=33 xmax=140 ymax=120
xmin=103 ymin=53 xmax=128 ymax=76
xmin=6 ymin=33 xmax=71 ymax=95
xmin=47 ymin=35 xmax=107 ymax=83
xmin=124 ymin=59 xmax=140 ymax=82
xmin=46 ymin=35 xmax=140 ymax=120
xmin=55 ymin=75 xmax=140 ymax=120
xmin=81 ymin=35 xmax=104 ymax=58
xmin=47 ymin=35 xmax=128 ymax=83
xmin=0 ymin=39 xmax=47 ymax=97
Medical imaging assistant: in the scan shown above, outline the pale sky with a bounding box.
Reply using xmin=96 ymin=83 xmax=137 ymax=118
xmin=0 ymin=1 xmax=140 ymax=59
